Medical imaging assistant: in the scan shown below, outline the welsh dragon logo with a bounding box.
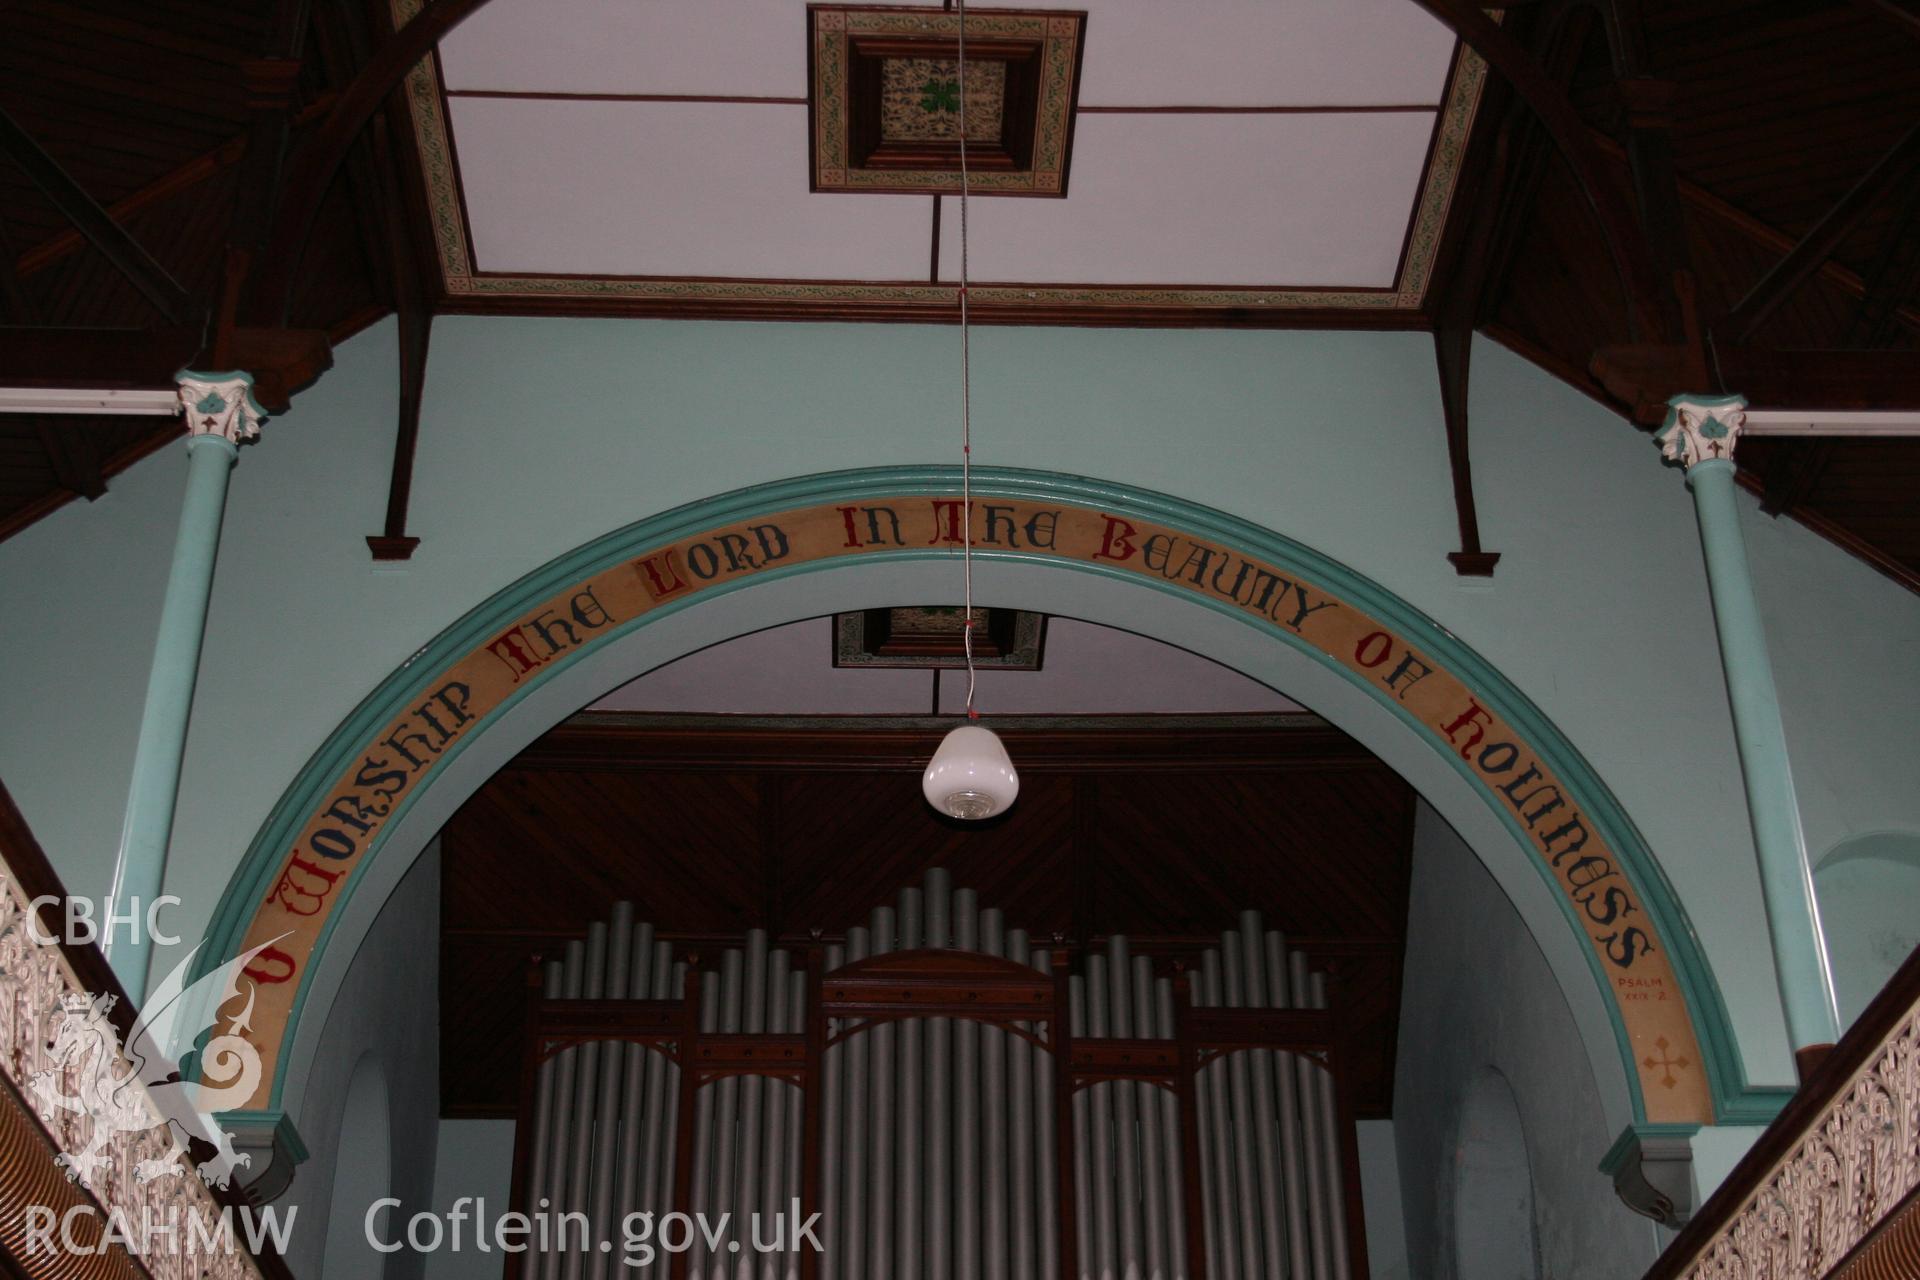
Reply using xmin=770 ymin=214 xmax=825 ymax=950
xmin=26 ymin=936 xmax=286 ymax=1190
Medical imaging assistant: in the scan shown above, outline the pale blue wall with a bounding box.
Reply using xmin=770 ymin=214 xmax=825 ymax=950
xmin=424 ymin=1120 xmax=517 ymax=1280
xmin=1813 ymin=832 xmax=1920 ymax=1027
xmin=2 ymin=316 xmax=1918 ymax=1114
xmin=1358 ymin=1119 xmax=1412 ymax=1280
xmin=280 ymin=839 xmax=439 ymax=1278
xmin=1396 ymin=800 xmax=1663 ymax=1277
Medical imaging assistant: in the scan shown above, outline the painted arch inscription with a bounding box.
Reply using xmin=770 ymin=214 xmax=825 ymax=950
xmin=231 ymin=497 xmax=1711 ymax=1122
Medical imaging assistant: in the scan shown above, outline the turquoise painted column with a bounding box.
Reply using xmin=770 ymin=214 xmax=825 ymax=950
xmin=105 ymin=372 xmax=265 ymax=1001
xmin=1658 ymin=394 xmax=1841 ymax=1076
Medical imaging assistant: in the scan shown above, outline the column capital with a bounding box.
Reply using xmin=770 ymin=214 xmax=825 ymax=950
xmin=1657 ymin=393 xmax=1747 ymax=471
xmin=176 ymin=370 xmax=267 ymax=449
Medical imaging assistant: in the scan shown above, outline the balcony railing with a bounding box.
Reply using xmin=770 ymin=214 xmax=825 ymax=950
xmin=1647 ymin=943 xmax=1920 ymax=1280
xmin=0 ymin=781 xmax=289 ymax=1279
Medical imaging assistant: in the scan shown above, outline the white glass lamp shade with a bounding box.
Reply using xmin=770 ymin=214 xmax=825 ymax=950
xmin=922 ymin=724 xmax=1020 ymax=820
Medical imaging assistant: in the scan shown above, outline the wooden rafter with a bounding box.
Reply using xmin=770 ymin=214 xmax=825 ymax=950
xmin=1717 ymin=120 xmax=1920 ymax=347
xmin=1406 ymin=0 xmax=1667 ymax=339
xmin=1599 ymin=0 xmax=1691 ymax=344
xmin=1422 ymin=3 xmax=1592 ymax=577
xmin=365 ymin=109 xmax=432 ymax=561
xmin=1759 ymin=172 xmax=1920 ymax=515
xmin=1592 ymin=345 xmax=1920 ymax=423
xmin=1850 ymin=0 xmax=1920 ymax=40
xmin=207 ymin=0 xmax=313 ymax=368
xmin=33 ymin=421 xmax=106 ymax=501
xmin=0 ymin=107 xmax=196 ymax=325
xmin=249 ymin=0 xmax=500 ymax=326
xmin=8 ymin=96 xmax=335 ymax=282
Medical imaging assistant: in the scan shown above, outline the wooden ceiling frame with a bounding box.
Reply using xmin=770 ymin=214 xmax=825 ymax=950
xmin=1420 ymin=0 xmax=1601 ymax=576
xmin=404 ymin=1 xmax=1486 ymax=326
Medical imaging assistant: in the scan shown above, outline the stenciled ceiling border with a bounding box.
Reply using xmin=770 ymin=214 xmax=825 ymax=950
xmin=394 ymin=0 xmax=1488 ymax=320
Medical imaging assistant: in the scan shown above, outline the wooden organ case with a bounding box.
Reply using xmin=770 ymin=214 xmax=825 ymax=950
xmin=506 ymin=870 xmax=1369 ymax=1279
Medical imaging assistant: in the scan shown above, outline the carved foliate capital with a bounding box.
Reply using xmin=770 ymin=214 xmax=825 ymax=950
xmin=1657 ymin=393 xmax=1746 ymax=470
xmin=176 ymin=371 xmax=267 ymax=447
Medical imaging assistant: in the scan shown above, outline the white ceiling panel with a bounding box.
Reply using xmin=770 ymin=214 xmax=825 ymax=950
xmin=450 ymin=98 xmax=931 ymax=280
xmin=437 ymin=0 xmax=838 ymax=97
xmin=936 ymin=110 xmax=1437 ymax=286
xmin=1029 ymin=0 xmax=1458 ymax=106
xmin=437 ymin=0 xmax=1457 ymax=107
xmin=593 ymin=617 xmax=1299 ymax=715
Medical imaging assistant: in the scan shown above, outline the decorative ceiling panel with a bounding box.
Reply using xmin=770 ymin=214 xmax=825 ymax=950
xmin=809 ymin=6 xmax=1086 ymax=197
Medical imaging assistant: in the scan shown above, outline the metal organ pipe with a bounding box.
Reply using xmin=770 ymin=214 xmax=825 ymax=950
xmin=954 ymin=888 xmax=981 ymax=1280
xmin=515 ymin=886 xmax=1358 ymax=1280
xmin=898 ymin=889 xmax=925 ymax=1280
xmin=927 ymin=870 xmax=954 ymax=1280
xmin=1261 ymin=930 xmax=1311 ymax=1280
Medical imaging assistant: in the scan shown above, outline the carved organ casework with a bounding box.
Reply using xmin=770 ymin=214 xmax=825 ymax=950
xmin=507 ymin=870 xmax=1366 ymax=1279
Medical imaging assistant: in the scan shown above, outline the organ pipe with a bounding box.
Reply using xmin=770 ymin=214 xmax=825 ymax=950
xmin=513 ymin=885 xmax=1362 ymax=1280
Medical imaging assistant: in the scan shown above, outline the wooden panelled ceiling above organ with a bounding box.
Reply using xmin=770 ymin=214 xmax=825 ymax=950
xmin=439 ymin=712 xmax=1415 ymax=1120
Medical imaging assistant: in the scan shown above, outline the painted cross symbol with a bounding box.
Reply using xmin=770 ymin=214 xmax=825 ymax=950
xmin=1642 ymin=1036 xmax=1691 ymax=1089
xmin=921 ymin=78 xmax=960 ymax=114
xmin=200 ymin=416 xmax=219 ymax=432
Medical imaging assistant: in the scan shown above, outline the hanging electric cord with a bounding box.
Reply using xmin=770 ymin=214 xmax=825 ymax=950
xmin=920 ymin=0 xmax=1017 ymax=822
xmin=957 ymin=0 xmax=978 ymax=720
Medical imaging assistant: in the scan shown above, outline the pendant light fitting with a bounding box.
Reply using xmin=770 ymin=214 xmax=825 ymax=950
xmin=922 ymin=0 xmax=1019 ymax=821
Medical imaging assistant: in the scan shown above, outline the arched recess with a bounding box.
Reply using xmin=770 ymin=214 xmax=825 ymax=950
xmin=1452 ymin=1069 xmax=1539 ymax=1280
xmin=195 ymin=467 xmax=1765 ymax=1135
xmin=1813 ymin=831 xmax=1920 ymax=1027
xmin=320 ymin=1053 xmax=392 ymax=1280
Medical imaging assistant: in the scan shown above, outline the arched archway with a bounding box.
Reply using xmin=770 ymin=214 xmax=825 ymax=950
xmin=195 ymin=467 xmax=1758 ymax=1134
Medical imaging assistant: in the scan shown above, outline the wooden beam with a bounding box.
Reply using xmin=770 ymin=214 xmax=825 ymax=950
xmin=366 ymin=110 xmax=431 ymax=561
xmin=1718 ymin=120 xmax=1920 ymax=346
xmin=1405 ymin=0 xmax=1667 ymax=339
xmin=0 ymin=327 xmax=199 ymax=388
xmin=250 ymin=0 xmax=501 ymax=326
xmin=1480 ymin=6 xmax=1600 ymax=321
xmin=1759 ymin=174 xmax=1920 ymax=514
xmin=1427 ymin=90 xmax=1507 ymax=573
xmin=1421 ymin=7 xmax=1585 ymax=576
xmin=1591 ymin=0 xmax=1692 ymax=343
xmin=1434 ymin=325 xmax=1501 ymax=576
xmin=517 ymin=712 xmax=1380 ymax=775
xmin=1850 ymin=0 xmax=1920 ymax=40
xmin=0 ymin=326 xmax=330 ymax=412
xmin=1758 ymin=438 xmax=1834 ymax=516
xmin=0 ymin=108 xmax=197 ymax=325
xmin=1847 ymin=172 xmax=1920 ymax=350
xmin=10 ymin=97 xmax=335 ymax=282
xmin=309 ymin=1 xmax=397 ymax=302
xmin=1592 ymin=344 xmax=1920 ymax=423
xmin=33 ymin=419 xmax=106 ymax=500
xmin=0 ymin=212 xmax=33 ymax=322
xmin=207 ymin=0 xmax=314 ymax=368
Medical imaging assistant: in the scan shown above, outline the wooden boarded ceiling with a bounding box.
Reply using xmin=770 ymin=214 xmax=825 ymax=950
xmin=439 ymin=712 xmax=1415 ymax=1120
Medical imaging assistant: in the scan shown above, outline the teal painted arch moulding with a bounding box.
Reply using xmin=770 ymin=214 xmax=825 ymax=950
xmin=197 ymin=465 xmax=1786 ymax=1127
